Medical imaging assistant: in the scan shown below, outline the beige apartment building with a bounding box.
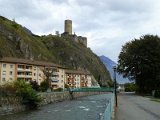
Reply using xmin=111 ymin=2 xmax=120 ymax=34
xmin=0 ymin=57 xmax=65 ymax=89
xmin=0 ymin=57 xmax=92 ymax=89
xmin=65 ymin=70 xmax=92 ymax=88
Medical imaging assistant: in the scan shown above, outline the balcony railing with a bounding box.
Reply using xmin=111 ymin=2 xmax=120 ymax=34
xmin=17 ymin=68 xmax=25 ymax=71
xmin=17 ymin=74 xmax=25 ymax=78
xmin=17 ymin=74 xmax=32 ymax=78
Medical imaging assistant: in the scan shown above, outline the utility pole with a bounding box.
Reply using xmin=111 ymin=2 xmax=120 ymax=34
xmin=113 ymin=66 xmax=118 ymax=107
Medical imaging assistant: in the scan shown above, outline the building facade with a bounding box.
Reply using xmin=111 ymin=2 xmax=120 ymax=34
xmin=65 ymin=70 xmax=92 ymax=88
xmin=0 ymin=57 xmax=65 ymax=89
xmin=0 ymin=57 xmax=92 ymax=89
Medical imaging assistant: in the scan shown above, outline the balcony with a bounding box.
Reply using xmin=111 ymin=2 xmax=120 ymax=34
xmin=17 ymin=74 xmax=32 ymax=78
xmin=25 ymin=69 xmax=32 ymax=72
xmin=17 ymin=74 xmax=25 ymax=78
xmin=17 ymin=68 xmax=25 ymax=71
xmin=51 ymin=78 xmax=59 ymax=83
xmin=25 ymin=75 xmax=32 ymax=78
xmin=52 ymin=72 xmax=59 ymax=76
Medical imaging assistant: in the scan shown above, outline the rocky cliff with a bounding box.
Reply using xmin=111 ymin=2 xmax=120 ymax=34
xmin=0 ymin=16 xmax=111 ymax=86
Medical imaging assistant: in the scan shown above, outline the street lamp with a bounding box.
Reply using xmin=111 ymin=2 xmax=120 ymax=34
xmin=113 ymin=66 xmax=118 ymax=107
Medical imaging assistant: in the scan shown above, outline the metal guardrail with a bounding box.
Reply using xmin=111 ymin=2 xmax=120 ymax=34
xmin=101 ymin=93 xmax=115 ymax=120
xmin=70 ymin=87 xmax=114 ymax=92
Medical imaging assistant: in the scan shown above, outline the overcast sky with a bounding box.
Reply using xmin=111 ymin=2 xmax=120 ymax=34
xmin=1 ymin=0 xmax=160 ymax=62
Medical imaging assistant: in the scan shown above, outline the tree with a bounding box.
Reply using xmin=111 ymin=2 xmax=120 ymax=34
xmin=40 ymin=80 xmax=49 ymax=92
xmin=30 ymin=80 xmax=39 ymax=91
xmin=42 ymin=66 xmax=57 ymax=90
xmin=117 ymin=35 xmax=160 ymax=93
xmin=124 ymin=82 xmax=136 ymax=92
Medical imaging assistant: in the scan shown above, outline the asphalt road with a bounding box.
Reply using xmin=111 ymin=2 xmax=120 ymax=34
xmin=115 ymin=92 xmax=160 ymax=120
xmin=0 ymin=93 xmax=112 ymax=120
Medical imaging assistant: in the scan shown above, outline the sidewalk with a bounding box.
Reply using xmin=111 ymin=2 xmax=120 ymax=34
xmin=115 ymin=92 xmax=160 ymax=120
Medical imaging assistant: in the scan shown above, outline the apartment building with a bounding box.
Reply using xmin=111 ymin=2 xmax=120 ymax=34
xmin=0 ymin=57 xmax=92 ymax=89
xmin=65 ymin=70 xmax=92 ymax=88
xmin=50 ymin=67 xmax=65 ymax=89
xmin=0 ymin=57 xmax=65 ymax=89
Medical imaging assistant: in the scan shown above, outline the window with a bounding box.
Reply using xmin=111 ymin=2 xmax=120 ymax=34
xmin=39 ymin=74 xmax=41 ymax=77
xmin=2 ymin=78 xmax=5 ymax=81
xmin=10 ymin=65 xmax=13 ymax=68
xmin=9 ymin=78 xmax=13 ymax=80
xmin=61 ymin=75 xmax=63 ymax=78
xmin=61 ymin=80 xmax=63 ymax=83
xmin=34 ymin=67 xmax=36 ymax=70
xmin=2 ymin=71 xmax=6 ymax=75
xmin=3 ymin=64 xmax=6 ymax=68
xmin=34 ymin=73 xmax=36 ymax=76
xmin=10 ymin=71 xmax=13 ymax=75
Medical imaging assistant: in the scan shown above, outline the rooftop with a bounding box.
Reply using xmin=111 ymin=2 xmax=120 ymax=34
xmin=0 ymin=57 xmax=64 ymax=68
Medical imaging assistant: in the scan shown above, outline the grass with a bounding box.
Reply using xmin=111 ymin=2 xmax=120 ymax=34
xmin=151 ymin=98 xmax=160 ymax=103
xmin=144 ymin=96 xmax=160 ymax=103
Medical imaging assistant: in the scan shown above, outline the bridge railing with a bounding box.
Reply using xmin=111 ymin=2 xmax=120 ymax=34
xmin=101 ymin=93 xmax=115 ymax=120
xmin=69 ymin=87 xmax=114 ymax=92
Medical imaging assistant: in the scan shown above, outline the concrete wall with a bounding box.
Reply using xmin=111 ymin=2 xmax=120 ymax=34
xmin=0 ymin=91 xmax=106 ymax=115
xmin=0 ymin=96 xmax=25 ymax=115
xmin=39 ymin=91 xmax=103 ymax=105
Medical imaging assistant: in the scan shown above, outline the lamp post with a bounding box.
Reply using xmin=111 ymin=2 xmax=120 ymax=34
xmin=113 ymin=66 xmax=118 ymax=107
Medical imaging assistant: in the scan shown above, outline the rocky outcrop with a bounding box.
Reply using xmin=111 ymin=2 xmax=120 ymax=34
xmin=0 ymin=16 xmax=111 ymax=86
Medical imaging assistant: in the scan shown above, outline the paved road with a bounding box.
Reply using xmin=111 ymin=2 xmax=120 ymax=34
xmin=115 ymin=92 xmax=160 ymax=120
xmin=0 ymin=94 xmax=112 ymax=120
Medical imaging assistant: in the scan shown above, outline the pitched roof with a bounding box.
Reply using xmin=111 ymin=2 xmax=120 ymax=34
xmin=0 ymin=57 xmax=64 ymax=68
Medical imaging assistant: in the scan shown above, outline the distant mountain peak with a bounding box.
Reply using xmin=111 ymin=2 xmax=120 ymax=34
xmin=99 ymin=55 xmax=129 ymax=84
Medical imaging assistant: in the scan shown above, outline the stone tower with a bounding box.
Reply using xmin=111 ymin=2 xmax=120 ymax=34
xmin=64 ymin=20 xmax=72 ymax=35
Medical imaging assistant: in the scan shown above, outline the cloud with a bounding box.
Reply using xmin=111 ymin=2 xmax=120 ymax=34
xmin=0 ymin=0 xmax=160 ymax=62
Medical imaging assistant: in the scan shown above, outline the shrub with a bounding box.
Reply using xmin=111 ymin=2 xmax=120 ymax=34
xmin=65 ymin=84 xmax=69 ymax=89
xmin=14 ymin=80 xmax=42 ymax=109
xmin=107 ymin=80 xmax=114 ymax=87
xmin=30 ymin=80 xmax=40 ymax=91
xmin=53 ymin=88 xmax=63 ymax=92
xmin=124 ymin=83 xmax=136 ymax=92
xmin=154 ymin=90 xmax=160 ymax=98
xmin=0 ymin=82 xmax=16 ymax=96
xmin=40 ymin=81 xmax=49 ymax=92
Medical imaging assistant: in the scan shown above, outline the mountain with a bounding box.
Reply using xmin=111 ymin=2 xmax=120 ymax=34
xmin=0 ymin=16 xmax=111 ymax=86
xmin=99 ymin=55 xmax=130 ymax=84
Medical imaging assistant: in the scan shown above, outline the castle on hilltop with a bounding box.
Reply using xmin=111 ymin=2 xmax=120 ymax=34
xmin=61 ymin=20 xmax=87 ymax=47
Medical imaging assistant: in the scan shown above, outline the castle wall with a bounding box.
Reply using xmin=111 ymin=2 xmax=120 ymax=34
xmin=77 ymin=36 xmax=87 ymax=47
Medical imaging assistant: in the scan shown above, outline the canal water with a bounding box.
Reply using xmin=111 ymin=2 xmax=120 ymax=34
xmin=0 ymin=94 xmax=111 ymax=120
